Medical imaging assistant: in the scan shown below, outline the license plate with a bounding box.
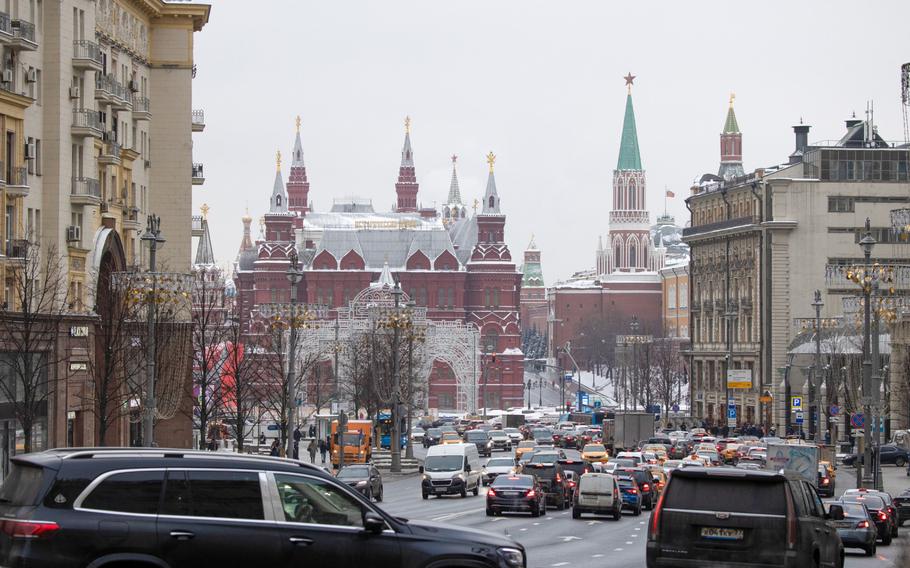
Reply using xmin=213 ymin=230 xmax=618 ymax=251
xmin=700 ymin=527 xmax=744 ymax=541
xmin=834 ymin=521 xmax=853 ymax=528
xmin=434 ymin=488 xmax=447 ymax=493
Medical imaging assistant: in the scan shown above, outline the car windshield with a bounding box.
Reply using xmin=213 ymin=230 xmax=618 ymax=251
xmin=841 ymin=503 xmax=868 ymax=518
xmin=427 ymin=428 xmax=442 ymax=436
xmin=618 ymin=478 xmax=635 ymax=488
xmin=339 ymin=433 xmax=362 ymax=445
xmin=532 ymin=430 xmax=550 ymax=438
xmin=490 ymin=432 xmax=507 ymax=438
xmin=518 ymin=441 xmax=535 ymax=448
xmin=530 ymin=453 xmax=559 ymax=464
xmin=466 ymin=432 xmax=488 ymax=441
xmin=0 ymin=463 xmax=44 ymax=506
xmin=337 ymin=466 xmax=370 ymax=479
xmin=584 ymin=444 xmax=606 ymax=452
xmin=504 ymin=428 xmax=519 ymax=434
xmin=664 ymin=476 xmax=787 ymax=515
xmin=424 ymin=455 xmax=464 ymax=472
xmin=486 ymin=459 xmax=514 ymax=468
xmin=843 ymin=495 xmax=884 ymax=510
xmin=613 ymin=459 xmax=637 ymax=468
xmin=492 ymin=476 xmax=532 ymax=488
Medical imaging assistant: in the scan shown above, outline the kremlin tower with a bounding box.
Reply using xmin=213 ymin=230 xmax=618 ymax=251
xmin=718 ymin=93 xmax=745 ymax=180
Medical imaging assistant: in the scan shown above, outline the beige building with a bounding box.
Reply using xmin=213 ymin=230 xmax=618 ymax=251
xmin=0 ymin=0 xmax=208 ymax=461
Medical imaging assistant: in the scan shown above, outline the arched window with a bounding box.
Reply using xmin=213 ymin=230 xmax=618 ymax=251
xmin=614 ymin=244 xmax=622 ymax=268
xmin=276 ymin=195 xmax=282 ymax=207
xmin=628 ymin=180 xmax=636 ymax=209
xmin=488 ymin=196 xmax=495 ymax=209
xmin=629 ymin=245 xmax=637 ymax=268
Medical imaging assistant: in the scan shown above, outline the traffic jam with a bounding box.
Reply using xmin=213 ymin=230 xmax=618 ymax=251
xmin=405 ymin=411 xmax=910 ymax=567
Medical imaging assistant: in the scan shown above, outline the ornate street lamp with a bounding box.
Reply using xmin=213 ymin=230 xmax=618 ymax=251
xmin=112 ymin=214 xmax=193 ymax=447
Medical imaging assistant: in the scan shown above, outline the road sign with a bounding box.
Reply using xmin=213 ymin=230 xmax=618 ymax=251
xmin=564 ymin=373 xmax=573 ymax=383
xmin=759 ymin=395 xmax=772 ymax=403
xmin=727 ymin=402 xmax=737 ymax=427
xmin=829 ymin=405 xmax=840 ymax=416
xmin=672 ymin=403 xmax=680 ymax=413
xmin=593 ymin=400 xmax=602 ymax=409
xmin=795 ymin=412 xmax=804 ymax=424
xmin=790 ymin=396 xmax=802 ymax=410
xmin=727 ymin=369 xmax=753 ymax=389
xmin=850 ymin=413 xmax=864 ymax=428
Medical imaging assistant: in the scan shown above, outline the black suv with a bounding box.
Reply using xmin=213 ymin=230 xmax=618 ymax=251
xmin=647 ymin=466 xmax=845 ymax=568
xmin=0 ymin=448 xmax=526 ymax=568
xmin=521 ymin=454 xmax=571 ymax=510
xmin=615 ymin=466 xmax=656 ymax=510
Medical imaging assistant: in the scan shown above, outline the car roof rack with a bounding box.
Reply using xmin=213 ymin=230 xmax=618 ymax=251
xmin=48 ymin=447 xmax=323 ymax=471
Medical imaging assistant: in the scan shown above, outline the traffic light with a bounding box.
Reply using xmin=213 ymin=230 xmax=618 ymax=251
xmin=565 ymin=402 xmax=571 ymax=412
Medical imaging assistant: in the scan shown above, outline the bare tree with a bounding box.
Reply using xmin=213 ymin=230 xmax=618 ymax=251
xmin=651 ymin=338 xmax=683 ymax=427
xmin=0 ymin=240 xmax=67 ymax=453
xmin=220 ymin=308 xmax=265 ymax=453
xmin=190 ymin=267 xmax=228 ymax=449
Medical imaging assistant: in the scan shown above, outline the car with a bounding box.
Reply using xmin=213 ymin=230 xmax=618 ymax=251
xmin=463 ymin=430 xmax=493 ymax=457
xmin=615 ymin=451 xmax=644 ymax=466
xmin=696 ymin=450 xmax=720 ymax=466
xmin=616 ymin=474 xmax=642 ymax=515
xmin=514 ymin=440 xmax=537 ymax=461
xmin=531 ymin=428 xmax=554 ymax=447
xmin=843 ymin=444 xmax=910 ymax=467
xmin=440 ymin=432 xmax=462 ymax=445
xmin=502 ymin=427 xmax=523 ymax=445
xmin=410 ymin=427 xmax=426 ymax=443
xmin=893 ymin=489 xmax=910 ymax=527
xmin=831 ymin=501 xmax=878 ymax=556
xmin=488 ymin=430 xmax=511 ymax=452
xmin=560 ymin=431 xmax=579 ymax=449
xmin=521 ymin=453 xmax=572 ymax=510
xmin=573 ymin=472 xmax=622 ymax=520
xmin=486 ymin=474 xmax=545 ymax=517
xmin=581 ymin=443 xmax=609 ymax=463
xmin=839 ymin=494 xmax=892 ymax=545
xmin=420 ymin=443 xmax=482 ymax=499
xmin=647 ymin=467 xmax=845 ymax=568
xmin=557 ymin=457 xmax=592 ymax=481
xmin=563 ymin=470 xmax=579 ymax=497
xmin=336 ymin=464 xmax=384 ymax=501
xmin=661 ymin=459 xmax=683 ymax=474
xmin=482 ymin=457 xmax=517 ymax=486
xmin=615 ymin=466 xmax=657 ymax=510
xmin=842 ymin=488 xmax=899 ymax=538
xmin=816 ymin=464 xmax=835 ymax=498
xmin=0 ymin=448 xmax=526 ymax=568
xmin=423 ymin=428 xmax=444 ymax=447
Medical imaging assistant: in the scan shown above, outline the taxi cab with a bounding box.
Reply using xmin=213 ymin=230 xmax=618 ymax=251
xmin=641 ymin=444 xmax=668 ymax=463
xmin=581 ymin=443 xmax=610 ymax=463
xmin=515 ymin=440 xmax=537 ymax=461
xmin=441 ymin=432 xmax=463 ymax=445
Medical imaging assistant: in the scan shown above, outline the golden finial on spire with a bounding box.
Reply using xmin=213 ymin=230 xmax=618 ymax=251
xmin=200 ymin=203 xmax=209 ymax=220
xmin=472 ymin=198 xmax=479 ymax=213
xmin=276 ymin=149 xmax=282 ymax=171
xmin=404 ymin=115 xmax=411 ymax=134
xmin=729 ymin=91 xmax=735 ymax=108
xmin=295 ymin=115 xmax=301 ymax=133
xmin=486 ymin=151 xmax=496 ymax=173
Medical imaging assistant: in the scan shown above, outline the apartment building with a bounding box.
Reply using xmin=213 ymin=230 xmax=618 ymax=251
xmin=0 ymin=0 xmax=208 ymax=465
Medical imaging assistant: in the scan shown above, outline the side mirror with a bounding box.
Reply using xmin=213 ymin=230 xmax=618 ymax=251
xmin=363 ymin=511 xmax=386 ymax=534
xmin=418 ymin=465 xmax=424 ymax=474
xmin=828 ymin=504 xmax=845 ymax=521
xmin=465 ymin=464 xmax=472 ymax=472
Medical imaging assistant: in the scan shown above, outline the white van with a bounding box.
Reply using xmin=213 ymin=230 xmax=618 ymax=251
xmin=572 ymin=472 xmax=622 ymax=520
xmin=420 ymin=443 xmax=482 ymax=499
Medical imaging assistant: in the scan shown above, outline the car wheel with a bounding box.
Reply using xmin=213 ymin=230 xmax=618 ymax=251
xmin=473 ymin=483 xmax=479 ymax=496
xmin=892 ymin=524 xmax=898 ymax=538
xmin=896 ymin=457 xmax=907 ymax=467
xmin=572 ymin=507 xmax=581 ymax=519
xmin=375 ymin=486 xmax=383 ymax=503
xmin=882 ymin=532 xmax=892 ymax=546
xmin=613 ymin=508 xmax=621 ymax=521
xmin=486 ymin=508 xmax=494 ymax=517
xmin=540 ymin=503 xmax=547 ymax=516
xmin=531 ymin=505 xmax=540 ymax=518
xmin=460 ymin=486 xmax=467 ymax=498
xmin=634 ymin=506 xmax=641 ymax=516
xmin=422 ymin=492 xmax=428 ymax=500
xmin=366 ymin=487 xmax=373 ymax=501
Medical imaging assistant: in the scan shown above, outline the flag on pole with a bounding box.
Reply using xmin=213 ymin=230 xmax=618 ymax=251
xmin=666 ymin=189 xmax=675 ymax=198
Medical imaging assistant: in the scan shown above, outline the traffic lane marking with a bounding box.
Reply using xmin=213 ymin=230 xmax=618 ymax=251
xmin=430 ymin=507 xmax=485 ymax=522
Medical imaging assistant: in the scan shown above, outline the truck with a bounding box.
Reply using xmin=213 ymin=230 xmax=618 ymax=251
xmin=765 ymin=442 xmax=819 ymax=486
xmin=612 ymin=412 xmax=655 ymax=452
xmin=330 ymin=419 xmax=373 ymax=469
xmin=503 ymin=413 xmax=526 ymax=428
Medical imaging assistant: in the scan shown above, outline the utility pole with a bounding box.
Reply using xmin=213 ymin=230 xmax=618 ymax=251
xmin=859 ymin=219 xmax=875 ymax=488
xmin=284 ymin=249 xmax=303 ymax=459
xmin=811 ymin=290 xmax=824 ymax=444
xmin=140 ymin=214 xmax=165 ymax=447
xmin=390 ymin=282 xmax=403 ymax=473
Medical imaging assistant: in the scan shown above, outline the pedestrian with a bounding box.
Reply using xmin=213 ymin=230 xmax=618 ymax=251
xmin=293 ymin=425 xmax=302 ymax=460
xmin=307 ymin=438 xmax=317 ymax=463
xmin=318 ymin=438 xmax=327 ymax=463
xmin=309 ymin=423 xmax=316 ymax=438
xmin=258 ymin=432 xmax=266 ymax=446
xmin=269 ymin=439 xmax=280 ymax=457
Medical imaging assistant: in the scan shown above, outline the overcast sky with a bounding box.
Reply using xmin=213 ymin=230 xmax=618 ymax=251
xmin=192 ymin=0 xmax=910 ymax=282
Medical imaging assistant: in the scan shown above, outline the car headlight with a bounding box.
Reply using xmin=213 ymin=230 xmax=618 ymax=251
xmin=421 ymin=474 xmax=430 ymax=482
xmin=498 ymin=546 xmax=525 ymax=568
xmin=487 ymin=441 xmax=492 ymax=447
xmin=456 ymin=473 xmax=465 ymax=481
xmin=356 ymin=480 xmax=368 ymax=487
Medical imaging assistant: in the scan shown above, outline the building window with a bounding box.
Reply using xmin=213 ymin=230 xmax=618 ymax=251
xmin=679 ymin=284 xmax=688 ymax=308
xmin=828 ymin=196 xmax=855 ymax=213
xmin=668 ymin=285 xmax=676 ymax=309
xmin=437 ymin=287 xmax=445 ymax=308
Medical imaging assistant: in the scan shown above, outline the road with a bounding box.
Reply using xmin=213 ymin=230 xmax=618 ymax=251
xmin=376 ymin=444 xmax=909 ymax=568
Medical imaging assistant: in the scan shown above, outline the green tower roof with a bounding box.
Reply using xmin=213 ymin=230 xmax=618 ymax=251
xmin=723 ymin=104 xmax=740 ymax=134
xmin=616 ymin=93 xmax=642 ymax=170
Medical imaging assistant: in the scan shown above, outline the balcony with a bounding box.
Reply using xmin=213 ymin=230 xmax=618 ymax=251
xmin=72 ymin=109 xmax=103 ymax=138
xmin=132 ymin=95 xmax=151 ymax=121
xmin=109 ymin=80 xmax=131 ymax=111
xmin=682 ymin=216 xmax=757 ymax=240
xmin=95 ymin=74 xmax=114 ymax=103
xmin=123 ymin=206 xmax=142 ymax=231
xmin=191 ymin=215 xmax=204 ymax=236
xmin=192 ymin=109 xmax=205 ymax=132
xmin=72 ymin=40 xmax=102 ymax=71
xmin=192 ymin=162 xmax=205 ymax=185
xmin=5 ymin=166 xmax=27 ymax=197
xmin=98 ymin=140 xmax=121 ymax=166
xmin=9 ymin=20 xmax=36 ymax=51
xmin=70 ymin=177 xmax=101 ymax=206
xmin=0 ymin=13 xmax=11 ymax=43
xmin=3 ymin=239 xmax=26 ymax=259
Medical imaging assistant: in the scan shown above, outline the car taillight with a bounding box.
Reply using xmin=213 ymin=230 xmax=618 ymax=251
xmin=642 ymin=483 xmax=650 ymax=492
xmin=821 ymin=477 xmax=830 ymax=485
xmin=785 ymin=486 xmax=797 ymax=550
xmin=556 ymin=474 xmax=562 ymax=482
xmin=878 ymin=512 xmax=888 ymax=521
xmin=570 ymin=481 xmax=576 ymax=488
xmin=487 ymin=488 xmax=496 ymax=497
xmin=649 ymin=488 xmax=667 ymax=540
xmin=0 ymin=520 xmax=60 ymax=539
xmin=526 ymin=489 xmax=536 ymax=498
xmin=629 ymin=488 xmax=638 ymax=494
xmin=857 ymin=520 xmax=870 ymax=529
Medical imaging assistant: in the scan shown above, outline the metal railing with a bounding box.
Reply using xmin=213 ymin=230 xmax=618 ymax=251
xmin=11 ymin=19 xmax=34 ymax=42
xmin=825 ymin=263 xmax=910 ymax=289
xmin=71 ymin=177 xmax=101 ymax=198
xmin=682 ymin=216 xmax=757 ymax=238
xmin=4 ymin=239 xmax=26 ymax=258
xmin=95 ymin=74 xmax=113 ymax=96
xmin=73 ymin=40 xmax=102 ymax=64
xmin=8 ymin=166 xmax=27 ymax=187
xmin=105 ymin=141 xmax=121 ymax=157
xmin=133 ymin=95 xmax=150 ymax=113
xmin=0 ymin=12 xmax=11 ymax=35
xmin=191 ymin=215 xmax=203 ymax=232
xmin=192 ymin=163 xmax=204 ymax=179
xmin=191 ymin=109 xmax=205 ymax=127
xmin=72 ymin=109 xmax=102 ymax=130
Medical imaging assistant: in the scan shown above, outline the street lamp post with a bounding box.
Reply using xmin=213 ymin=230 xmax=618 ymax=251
xmin=859 ymin=219 xmax=876 ymax=488
xmin=390 ymin=283 xmax=403 ymax=473
xmin=284 ymin=249 xmax=303 ymax=458
xmin=140 ymin=215 xmax=165 ymax=447
xmin=811 ymin=290 xmax=824 ymax=444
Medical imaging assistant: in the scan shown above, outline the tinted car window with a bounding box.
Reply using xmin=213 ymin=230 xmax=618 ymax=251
xmin=187 ymin=470 xmax=263 ymax=519
xmin=663 ymin=476 xmax=786 ymax=515
xmin=841 ymin=503 xmax=867 ymax=518
xmin=466 ymin=432 xmax=488 ymax=441
xmin=843 ymin=495 xmax=884 ymax=510
xmin=81 ymin=470 xmax=164 ymax=514
xmin=0 ymin=463 xmax=45 ymax=506
xmin=161 ymin=470 xmax=191 ymax=516
xmin=492 ymin=476 xmax=532 ymax=488
xmin=275 ymin=474 xmax=364 ymax=527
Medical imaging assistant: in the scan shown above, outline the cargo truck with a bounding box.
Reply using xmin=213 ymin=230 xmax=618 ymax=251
xmin=330 ymin=419 xmax=373 ymax=469
xmin=612 ymin=412 xmax=654 ymax=452
xmin=765 ymin=442 xmax=819 ymax=486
